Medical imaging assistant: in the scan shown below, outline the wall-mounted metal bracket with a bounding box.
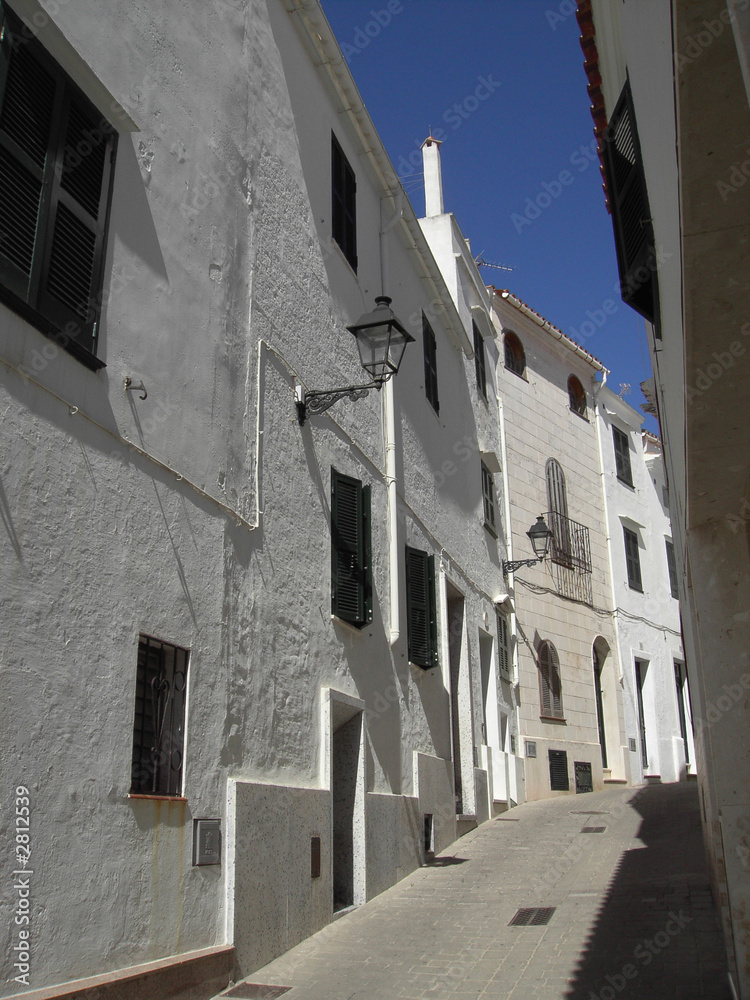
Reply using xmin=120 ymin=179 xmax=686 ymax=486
xmin=124 ymin=377 xmax=147 ymax=400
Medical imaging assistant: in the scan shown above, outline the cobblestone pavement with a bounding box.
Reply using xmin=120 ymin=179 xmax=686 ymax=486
xmin=221 ymin=783 xmax=731 ymax=1000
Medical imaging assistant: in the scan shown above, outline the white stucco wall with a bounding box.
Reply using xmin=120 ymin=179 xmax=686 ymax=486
xmin=0 ymin=0 xmax=511 ymax=994
xmin=596 ymin=387 xmax=688 ymax=785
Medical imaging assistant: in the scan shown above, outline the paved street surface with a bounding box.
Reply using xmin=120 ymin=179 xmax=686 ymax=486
xmin=221 ymin=783 xmax=731 ymax=1000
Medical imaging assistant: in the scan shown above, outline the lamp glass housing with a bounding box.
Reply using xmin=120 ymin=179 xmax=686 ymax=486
xmin=527 ymin=516 xmax=553 ymax=560
xmin=348 ymin=296 xmax=414 ymax=382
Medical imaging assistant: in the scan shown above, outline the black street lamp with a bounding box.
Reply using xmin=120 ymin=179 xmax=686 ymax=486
xmin=296 ymin=296 xmax=414 ymax=424
xmin=503 ymin=516 xmax=554 ymax=575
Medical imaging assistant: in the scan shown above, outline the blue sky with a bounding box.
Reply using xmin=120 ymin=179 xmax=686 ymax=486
xmin=319 ymin=0 xmax=657 ymax=430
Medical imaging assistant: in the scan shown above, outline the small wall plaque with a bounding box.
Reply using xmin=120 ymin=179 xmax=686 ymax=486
xmin=193 ymin=819 xmax=221 ymax=866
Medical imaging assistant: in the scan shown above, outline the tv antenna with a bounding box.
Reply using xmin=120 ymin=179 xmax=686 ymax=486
xmin=474 ymin=252 xmax=514 ymax=273
xmin=618 ymin=383 xmax=632 ymax=398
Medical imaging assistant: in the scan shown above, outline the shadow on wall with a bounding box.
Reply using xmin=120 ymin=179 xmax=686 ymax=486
xmin=563 ymin=783 xmax=730 ymax=999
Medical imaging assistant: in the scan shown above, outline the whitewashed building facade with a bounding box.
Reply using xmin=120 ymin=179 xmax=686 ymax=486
xmin=0 ymin=1 xmax=512 ymax=997
xmin=578 ymin=0 xmax=750 ymax=993
xmin=596 ymin=386 xmax=693 ymax=785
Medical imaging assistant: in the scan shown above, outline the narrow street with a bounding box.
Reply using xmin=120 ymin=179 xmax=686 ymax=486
xmin=221 ymin=784 xmax=730 ymax=1000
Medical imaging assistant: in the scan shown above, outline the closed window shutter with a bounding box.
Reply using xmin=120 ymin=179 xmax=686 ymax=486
xmin=0 ymin=11 xmax=115 ymax=355
xmin=497 ymin=611 xmax=510 ymax=679
xmin=539 ymin=641 xmax=563 ymax=718
xmin=482 ymin=463 xmax=496 ymax=533
xmin=473 ymin=321 xmax=486 ymax=398
xmin=423 ymin=315 xmax=439 ymax=412
xmin=331 ymin=133 xmax=357 ymax=270
xmin=37 ymin=91 xmax=114 ymax=346
xmin=613 ymin=426 xmax=633 ymax=485
xmin=603 ymin=82 xmax=657 ymax=324
xmin=331 ymin=469 xmax=371 ymax=627
xmin=406 ymin=546 xmax=437 ymax=669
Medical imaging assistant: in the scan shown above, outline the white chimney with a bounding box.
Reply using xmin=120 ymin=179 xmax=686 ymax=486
xmin=421 ymin=136 xmax=444 ymax=217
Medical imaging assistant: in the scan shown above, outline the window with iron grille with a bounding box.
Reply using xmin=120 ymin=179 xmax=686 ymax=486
xmin=623 ymin=526 xmax=643 ymax=592
xmin=567 ymin=375 xmax=586 ymax=417
xmin=405 ymin=546 xmax=438 ymax=669
xmin=331 ymin=468 xmax=372 ymax=628
xmin=665 ymin=539 xmax=678 ymax=599
xmin=331 ymin=132 xmax=357 ymax=271
xmin=504 ymin=330 xmax=525 ymax=377
xmin=497 ymin=609 xmax=511 ymax=680
xmin=473 ymin=320 xmax=487 ymax=399
xmin=481 ymin=462 xmax=497 ymax=536
xmin=613 ymin=426 xmax=633 ymax=486
xmin=601 ymin=80 xmax=657 ymax=325
xmin=131 ymin=635 xmax=189 ymax=797
xmin=0 ymin=3 xmax=117 ymax=368
xmin=423 ymin=314 xmax=439 ymax=413
xmin=538 ymin=640 xmax=564 ymax=720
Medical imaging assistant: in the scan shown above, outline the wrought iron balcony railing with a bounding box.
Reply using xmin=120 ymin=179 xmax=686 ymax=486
xmin=545 ymin=511 xmax=593 ymax=604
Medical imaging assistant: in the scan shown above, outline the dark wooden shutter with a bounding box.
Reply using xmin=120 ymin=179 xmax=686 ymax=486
xmin=406 ymin=546 xmax=437 ymax=669
xmin=613 ymin=426 xmax=633 ymax=485
xmin=602 ymin=81 xmax=656 ymax=323
xmin=0 ymin=9 xmax=115 ymax=356
xmin=423 ymin=315 xmax=439 ymax=412
xmin=473 ymin=321 xmax=487 ymax=398
xmin=539 ymin=641 xmax=563 ymax=718
xmin=481 ymin=462 xmax=496 ymax=534
xmin=497 ymin=610 xmax=510 ymax=679
xmin=549 ymin=749 xmax=569 ymax=791
xmin=331 ymin=469 xmax=371 ymax=627
xmin=624 ymin=527 xmax=643 ymax=591
xmin=37 ymin=90 xmax=115 ymax=348
xmin=331 ymin=133 xmax=357 ymax=270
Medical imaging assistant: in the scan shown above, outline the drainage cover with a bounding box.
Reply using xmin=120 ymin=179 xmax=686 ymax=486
xmin=581 ymin=826 xmax=606 ymax=833
xmin=223 ymin=986 xmax=291 ymax=999
xmin=570 ymin=811 xmax=608 ymax=815
xmin=509 ymin=906 xmax=556 ymax=926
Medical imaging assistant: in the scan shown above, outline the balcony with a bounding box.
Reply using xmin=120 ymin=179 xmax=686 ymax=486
xmin=546 ymin=511 xmax=593 ymax=604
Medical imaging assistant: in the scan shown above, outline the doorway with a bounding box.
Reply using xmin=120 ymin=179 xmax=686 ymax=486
xmin=634 ymin=659 xmax=649 ymax=770
xmin=447 ymin=585 xmax=466 ymax=814
xmin=593 ymin=645 xmax=607 ymax=769
xmin=331 ymin=704 xmax=364 ymax=911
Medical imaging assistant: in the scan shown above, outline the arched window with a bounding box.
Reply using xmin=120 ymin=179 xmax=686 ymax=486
xmin=538 ymin=641 xmax=563 ymax=719
xmin=568 ymin=375 xmax=586 ymax=417
xmin=504 ymin=331 xmax=525 ymax=377
xmin=546 ymin=459 xmax=572 ymax=565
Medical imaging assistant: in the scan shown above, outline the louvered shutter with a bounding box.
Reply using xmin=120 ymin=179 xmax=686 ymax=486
xmin=331 ymin=133 xmax=357 ymax=270
xmin=473 ymin=321 xmax=486 ymax=398
xmin=539 ymin=642 xmax=563 ymax=719
xmin=406 ymin=546 xmax=437 ymax=669
xmin=497 ymin=611 xmax=510 ymax=680
xmin=331 ymin=469 xmax=371 ymax=627
xmin=602 ymin=82 xmax=656 ymax=323
xmin=0 ymin=8 xmax=115 ymax=358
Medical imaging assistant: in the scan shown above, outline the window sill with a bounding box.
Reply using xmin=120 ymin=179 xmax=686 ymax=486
xmin=484 ymin=521 xmax=498 ymax=538
xmin=616 ymin=474 xmax=635 ymax=489
xmin=504 ymin=365 xmax=528 ymax=382
xmin=0 ymin=286 xmax=105 ymax=372
xmin=128 ymin=794 xmax=188 ymax=802
xmin=331 ymin=613 xmax=369 ymax=634
xmin=627 ymin=584 xmax=644 ymax=593
xmin=569 ymin=407 xmax=589 ymax=422
xmin=539 ymin=715 xmax=567 ymax=724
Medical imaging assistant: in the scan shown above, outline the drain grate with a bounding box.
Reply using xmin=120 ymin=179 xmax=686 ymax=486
xmin=223 ymin=986 xmax=291 ymax=999
xmin=509 ymin=906 xmax=556 ymax=926
xmin=581 ymin=826 xmax=606 ymax=833
xmin=570 ymin=811 xmax=608 ymax=815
